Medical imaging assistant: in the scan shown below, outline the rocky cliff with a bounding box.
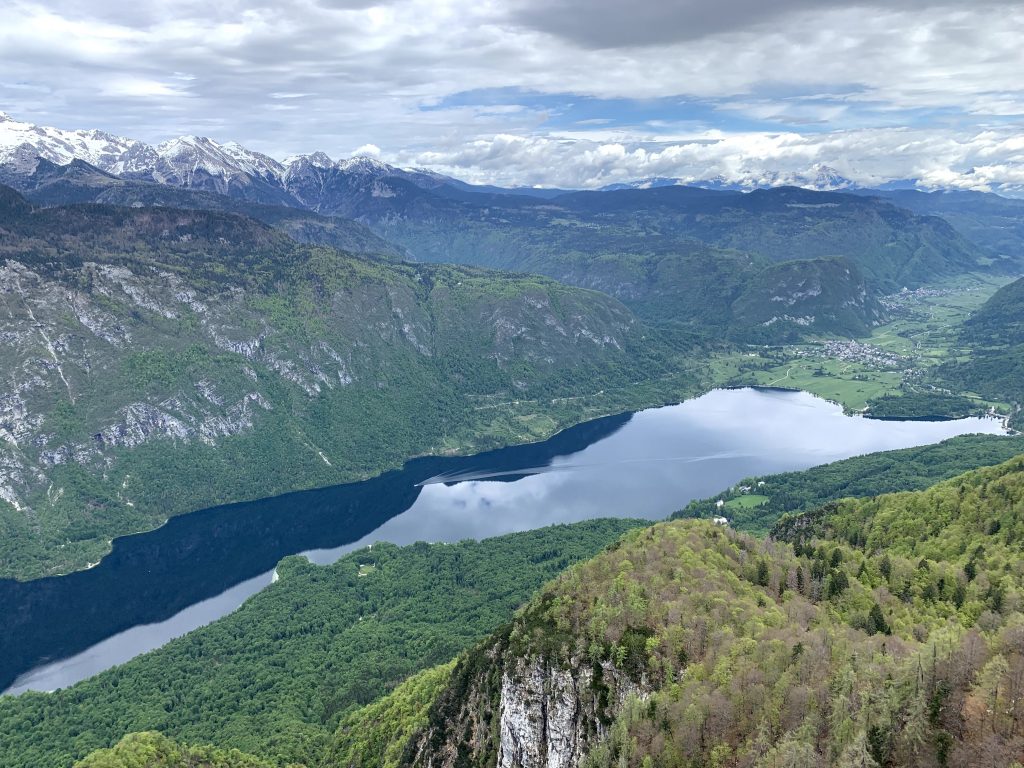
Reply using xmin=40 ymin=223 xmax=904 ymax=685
xmin=0 ymin=188 xmax=684 ymax=579
xmin=404 ymin=628 xmax=648 ymax=768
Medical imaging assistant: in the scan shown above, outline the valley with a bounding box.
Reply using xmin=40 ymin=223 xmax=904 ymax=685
xmin=708 ymin=273 xmax=1017 ymax=415
xmin=1 ymin=110 xmax=1023 ymax=768
xmin=1 ymin=387 xmax=1003 ymax=700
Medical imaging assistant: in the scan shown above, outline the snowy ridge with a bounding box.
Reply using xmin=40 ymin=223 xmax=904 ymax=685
xmin=0 ymin=113 xmax=139 ymax=174
xmin=0 ymin=112 xmax=428 ymax=192
xmin=0 ymin=112 xmax=888 ymax=198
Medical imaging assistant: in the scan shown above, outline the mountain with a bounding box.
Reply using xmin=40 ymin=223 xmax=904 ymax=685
xmin=610 ymin=165 xmax=859 ymax=193
xmin=0 ymin=112 xmax=138 ymax=175
xmin=0 ymin=113 xmax=293 ymax=205
xmin=0 ymin=114 xmax=998 ymax=341
xmin=5 ymin=157 xmax=406 ymax=257
xmin=366 ymin=184 xmax=985 ymax=337
xmin=548 ymin=185 xmax=988 ymax=290
xmin=599 ymin=177 xmax=682 ymax=192
xmin=728 ymin=256 xmax=882 ymax=336
xmin=939 ymin=276 xmax=1024 ymax=427
xmin=385 ymin=456 xmax=1024 ymax=768
xmin=363 ymin=182 xmax=989 ymax=294
xmin=121 ymin=135 xmax=294 ymax=206
xmin=0 ymin=113 xmax=463 ymax=210
xmin=856 ymin=188 xmax=1024 ymax=269
xmin=0 ymin=188 xmax=686 ymax=579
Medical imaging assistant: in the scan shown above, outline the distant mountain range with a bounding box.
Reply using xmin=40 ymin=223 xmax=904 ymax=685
xmin=5 ymin=112 xmax=1024 ymax=203
xmin=600 ymin=164 xmax=860 ymax=193
xmin=2 ymin=112 xmax=1018 ymax=346
xmin=0 ymin=112 xmax=482 ymax=206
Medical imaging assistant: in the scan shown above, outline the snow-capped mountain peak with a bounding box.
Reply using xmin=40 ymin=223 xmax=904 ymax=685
xmin=807 ymin=164 xmax=856 ymax=191
xmin=0 ymin=113 xmax=139 ymax=173
xmin=336 ymin=155 xmax=398 ymax=176
xmin=220 ymin=142 xmax=284 ymax=179
xmin=283 ymin=151 xmax=335 ymax=171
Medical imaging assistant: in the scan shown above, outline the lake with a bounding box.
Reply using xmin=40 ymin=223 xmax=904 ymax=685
xmin=1 ymin=387 xmax=1006 ymax=695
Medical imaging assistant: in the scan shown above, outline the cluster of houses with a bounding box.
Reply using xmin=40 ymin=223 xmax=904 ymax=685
xmin=817 ymin=340 xmax=911 ymax=369
xmin=711 ymin=480 xmax=768 ymax=527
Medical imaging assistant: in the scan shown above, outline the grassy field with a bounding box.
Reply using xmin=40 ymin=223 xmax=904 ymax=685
xmin=706 ymin=273 xmax=1015 ymax=414
xmin=724 ymin=494 xmax=769 ymax=510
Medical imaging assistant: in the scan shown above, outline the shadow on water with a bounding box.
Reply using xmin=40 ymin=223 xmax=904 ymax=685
xmin=0 ymin=411 xmax=632 ymax=692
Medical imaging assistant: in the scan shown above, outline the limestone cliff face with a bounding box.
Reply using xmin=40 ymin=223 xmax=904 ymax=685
xmin=0 ymin=190 xmax=658 ymax=578
xmin=405 ymin=630 xmax=647 ymax=768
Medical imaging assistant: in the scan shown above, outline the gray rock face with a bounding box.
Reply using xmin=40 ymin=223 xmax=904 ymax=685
xmin=498 ymin=656 xmax=648 ymax=768
xmin=408 ymin=650 xmax=647 ymax=768
xmin=0 ymin=188 xmax=648 ymax=578
xmin=497 ymin=659 xmax=591 ymax=768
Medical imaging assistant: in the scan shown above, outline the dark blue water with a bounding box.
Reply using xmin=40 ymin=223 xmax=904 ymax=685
xmin=1 ymin=388 xmax=1005 ymax=695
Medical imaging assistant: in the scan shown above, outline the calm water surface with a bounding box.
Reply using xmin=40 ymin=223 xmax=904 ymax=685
xmin=3 ymin=387 xmax=1005 ymax=695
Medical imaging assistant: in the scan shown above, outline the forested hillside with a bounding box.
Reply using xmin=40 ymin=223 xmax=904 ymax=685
xmin=0 ymin=188 xmax=686 ymax=579
xmin=35 ymin=446 xmax=1024 ymax=768
xmin=6 ymin=149 xmax=996 ymax=341
xmin=940 ymin=276 xmax=1024 ymax=428
xmin=393 ymin=456 xmax=1024 ymax=768
xmin=73 ymin=732 xmax=280 ymax=768
xmin=10 ymin=158 xmax=407 ymax=258
xmin=674 ymin=433 xmax=1024 ymax=532
xmin=862 ymin=189 xmax=1024 ymax=270
xmin=368 ymin=185 xmax=987 ymax=338
xmin=0 ymin=520 xmax=643 ymax=768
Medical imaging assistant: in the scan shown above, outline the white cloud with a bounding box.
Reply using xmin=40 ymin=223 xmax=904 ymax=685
xmin=351 ymin=143 xmax=382 ymax=158
xmin=400 ymin=126 xmax=1024 ymax=192
xmin=0 ymin=0 xmax=1021 ymax=188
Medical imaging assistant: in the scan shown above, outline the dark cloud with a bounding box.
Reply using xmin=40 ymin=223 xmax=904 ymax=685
xmin=508 ymin=0 xmax=1014 ymax=49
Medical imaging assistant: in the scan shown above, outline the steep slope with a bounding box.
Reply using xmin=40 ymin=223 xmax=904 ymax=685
xmin=0 ymin=112 xmax=138 ymax=175
xmin=19 ymin=452 xmax=1024 ymax=768
xmin=123 ymin=136 xmax=292 ymax=206
xmin=4 ymin=158 xmax=405 ymax=257
xmin=365 ymin=186 xmax=985 ymax=337
xmin=729 ymin=256 xmax=882 ymax=338
xmin=0 ymin=190 xmax=682 ymax=578
xmin=398 ymin=457 xmax=1024 ymax=768
xmin=545 ymin=186 xmax=990 ymax=290
xmin=860 ymin=189 xmax=1024 ymax=270
xmin=0 ymin=520 xmax=642 ymax=768
xmin=0 ymin=115 xmax=993 ymax=341
xmin=674 ymin=433 xmax=1024 ymax=533
xmin=369 ymin=184 xmax=989 ymax=292
xmin=939 ymin=276 xmax=1024 ymax=427
xmin=961 ymin=274 xmax=1024 ymax=342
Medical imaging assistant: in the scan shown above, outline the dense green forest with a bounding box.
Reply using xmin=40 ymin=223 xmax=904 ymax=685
xmin=73 ymin=732 xmax=282 ymax=768
xmin=940 ymin=277 xmax=1024 ymax=429
xmin=674 ymin=434 xmax=1024 ymax=533
xmin=0 ymin=520 xmax=642 ymax=768
xmin=21 ymin=442 xmax=1024 ymax=768
xmin=865 ymin=392 xmax=983 ymax=421
xmin=369 ymin=186 xmax=994 ymax=339
xmin=0 ymin=188 xmax=691 ymax=579
xmin=392 ymin=456 xmax=1024 ymax=768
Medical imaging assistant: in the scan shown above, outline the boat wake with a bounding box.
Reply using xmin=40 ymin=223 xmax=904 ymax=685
xmin=415 ymin=451 xmax=752 ymax=486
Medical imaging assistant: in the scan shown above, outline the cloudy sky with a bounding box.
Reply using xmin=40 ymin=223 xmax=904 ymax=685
xmin=2 ymin=0 xmax=1023 ymax=189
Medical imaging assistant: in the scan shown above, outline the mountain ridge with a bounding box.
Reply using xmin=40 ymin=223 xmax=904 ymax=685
xmin=0 ymin=188 xmax=686 ymax=579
